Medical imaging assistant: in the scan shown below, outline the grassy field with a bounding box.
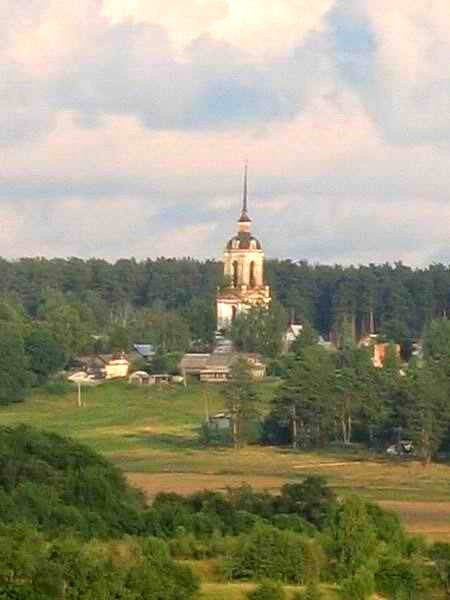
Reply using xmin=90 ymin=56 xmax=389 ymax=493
xmin=2 ymin=380 xmax=450 ymax=541
xmin=199 ymin=582 xmax=340 ymax=599
xmin=186 ymin=560 xmax=342 ymax=599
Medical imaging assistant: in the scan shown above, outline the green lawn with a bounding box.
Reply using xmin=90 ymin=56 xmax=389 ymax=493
xmin=0 ymin=381 xmax=226 ymax=454
xmin=3 ymin=380 xmax=450 ymax=541
xmin=199 ymin=582 xmax=340 ymax=599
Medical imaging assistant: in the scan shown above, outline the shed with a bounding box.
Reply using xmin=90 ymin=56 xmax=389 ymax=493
xmin=129 ymin=371 xmax=151 ymax=385
xmin=208 ymin=413 xmax=232 ymax=431
xmin=151 ymin=374 xmax=171 ymax=385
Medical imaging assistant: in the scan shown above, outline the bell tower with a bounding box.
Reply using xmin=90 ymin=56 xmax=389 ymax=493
xmin=216 ymin=165 xmax=271 ymax=331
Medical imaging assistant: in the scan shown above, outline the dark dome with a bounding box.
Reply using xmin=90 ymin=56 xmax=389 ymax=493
xmin=238 ymin=210 xmax=251 ymax=223
xmin=226 ymin=231 xmax=262 ymax=250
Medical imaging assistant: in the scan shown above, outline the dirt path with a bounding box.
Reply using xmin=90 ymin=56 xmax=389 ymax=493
xmin=127 ymin=472 xmax=288 ymax=498
xmin=127 ymin=462 xmax=364 ymax=498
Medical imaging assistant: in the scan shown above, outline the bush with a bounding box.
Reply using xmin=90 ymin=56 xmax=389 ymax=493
xmin=275 ymin=477 xmax=335 ymax=529
xmin=366 ymin=502 xmax=406 ymax=552
xmin=169 ymin=532 xmax=216 ymax=560
xmin=271 ymin=514 xmax=315 ymax=536
xmin=227 ymin=524 xmax=323 ymax=584
xmin=340 ymin=567 xmax=375 ymax=600
xmin=144 ymin=500 xmax=194 ymax=537
xmin=44 ymin=379 xmax=73 ymax=396
xmin=247 ymin=580 xmax=286 ymax=600
xmin=375 ymin=556 xmax=433 ymax=599
xmin=225 ymin=485 xmax=274 ymax=519
xmin=0 ymin=525 xmax=200 ymax=600
xmin=292 ymin=583 xmax=323 ymax=600
xmin=430 ymin=542 xmax=450 ymax=592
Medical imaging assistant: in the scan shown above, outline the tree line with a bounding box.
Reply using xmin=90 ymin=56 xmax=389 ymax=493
xmin=204 ymin=318 xmax=450 ymax=465
xmin=1 ymin=257 xmax=450 ymax=346
xmin=266 ymin=318 xmax=450 ymax=464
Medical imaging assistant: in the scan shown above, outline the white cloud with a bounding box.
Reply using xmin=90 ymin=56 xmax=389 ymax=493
xmin=103 ymin=0 xmax=334 ymax=60
xmin=348 ymin=0 xmax=450 ymax=143
xmin=0 ymin=0 xmax=449 ymax=266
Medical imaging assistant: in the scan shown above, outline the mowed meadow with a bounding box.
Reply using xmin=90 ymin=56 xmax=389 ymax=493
xmin=2 ymin=380 xmax=450 ymax=544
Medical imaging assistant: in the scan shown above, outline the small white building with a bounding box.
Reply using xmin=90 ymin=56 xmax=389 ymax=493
xmin=283 ymin=323 xmax=303 ymax=351
xmin=208 ymin=413 xmax=232 ymax=431
xmin=105 ymin=354 xmax=129 ymax=380
xmin=129 ymin=371 xmax=151 ymax=385
xmin=129 ymin=371 xmax=172 ymax=385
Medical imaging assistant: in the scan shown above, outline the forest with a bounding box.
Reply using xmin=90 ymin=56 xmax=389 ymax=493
xmin=1 ymin=425 xmax=450 ymax=600
xmin=0 ymin=257 xmax=449 ymax=350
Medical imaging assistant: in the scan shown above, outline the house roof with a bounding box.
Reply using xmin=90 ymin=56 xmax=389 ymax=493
xmin=133 ymin=344 xmax=155 ymax=357
xmin=179 ymin=352 xmax=266 ymax=373
xmin=179 ymin=354 xmax=210 ymax=371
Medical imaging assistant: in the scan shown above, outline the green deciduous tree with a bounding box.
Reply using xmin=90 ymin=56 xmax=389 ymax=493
xmin=24 ymin=326 xmax=65 ymax=384
xmin=222 ymin=359 xmax=261 ymax=449
xmin=230 ymin=303 xmax=288 ymax=357
xmin=143 ymin=310 xmax=191 ymax=353
xmin=276 ymin=477 xmax=336 ymax=530
xmin=375 ymin=555 xmax=433 ymax=600
xmin=36 ymin=290 xmax=89 ymax=359
xmin=228 ymin=523 xmax=319 ymax=584
xmin=0 ymin=321 xmax=29 ymax=404
xmin=183 ymin=297 xmax=216 ymax=344
xmin=108 ymin=324 xmax=131 ymax=352
xmin=329 ymin=496 xmax=377 ymax=578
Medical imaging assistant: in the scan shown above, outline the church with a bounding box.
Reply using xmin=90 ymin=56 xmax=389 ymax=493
xmin=216 ymin=166 xmax=271 ymax=331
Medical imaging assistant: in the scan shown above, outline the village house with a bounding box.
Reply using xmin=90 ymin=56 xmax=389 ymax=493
xmin=179 ymin=352 xmax=266 ymax=382
xmin=359 ymin=335 xmax=401 ymax=368
xmin=104 ymin=353 xmax=130 ymax=379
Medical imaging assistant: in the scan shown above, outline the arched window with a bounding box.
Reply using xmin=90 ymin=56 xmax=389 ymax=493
xmin=232 ymin=261 xmax=239 ymax=287
xmin=249 ymin=261 xmax=256 ymax=288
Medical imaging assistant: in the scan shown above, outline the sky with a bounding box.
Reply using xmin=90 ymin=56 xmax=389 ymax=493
xmin=1 ymin=0 xmax=450 ymax=266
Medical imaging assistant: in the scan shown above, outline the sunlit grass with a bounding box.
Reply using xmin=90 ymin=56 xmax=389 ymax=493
xmin=3 ymin=380 xmax=450 ymax=540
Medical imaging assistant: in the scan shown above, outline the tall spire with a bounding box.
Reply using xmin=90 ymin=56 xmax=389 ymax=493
xmin=239 ymin=161 xmax=251 ymax=223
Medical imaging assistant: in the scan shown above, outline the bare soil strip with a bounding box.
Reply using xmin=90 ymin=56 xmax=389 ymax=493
xmin=128 ymin=473 xmax=450 ymax=541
